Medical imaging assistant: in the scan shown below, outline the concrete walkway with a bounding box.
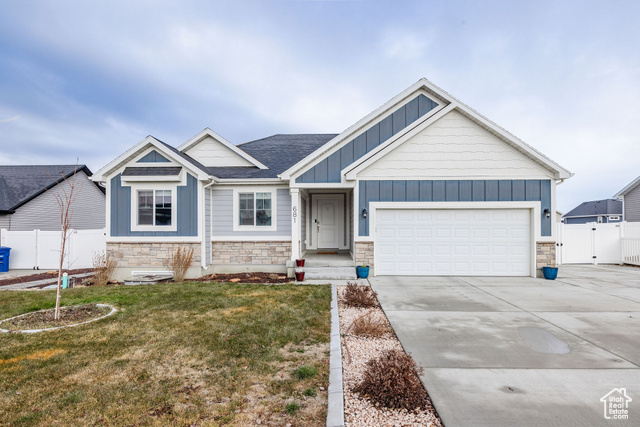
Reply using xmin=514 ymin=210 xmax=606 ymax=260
xmin=371 ymin=265 xmax=640 ymax=426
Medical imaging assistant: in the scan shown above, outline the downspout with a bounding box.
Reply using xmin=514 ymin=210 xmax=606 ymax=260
xmin=201 ymin=177 xmax=217 ymax=269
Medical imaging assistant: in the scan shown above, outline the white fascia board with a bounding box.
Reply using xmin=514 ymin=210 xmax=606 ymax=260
xmin=213 ymin=178 xmax=284 ymax=185
xmin=345 ymin=103 xmax=456 ymax=180
xmin=279 ymin=78 xmax=445 ymax=181
xmin=178 ymin=128 xmax=268 ymax=170
xmin=614 ymin=175 xmax=640 ymax=198
xmin=93 ymin=136 xmax=210 ymax=182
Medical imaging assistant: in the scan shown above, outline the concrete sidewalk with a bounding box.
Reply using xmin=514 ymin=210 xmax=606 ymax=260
xmin=371 ymin=265 xmax=640 ymax=426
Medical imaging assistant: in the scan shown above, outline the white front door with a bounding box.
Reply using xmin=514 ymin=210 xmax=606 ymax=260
xmin=314 ymin=195 xmax=344 ymax=249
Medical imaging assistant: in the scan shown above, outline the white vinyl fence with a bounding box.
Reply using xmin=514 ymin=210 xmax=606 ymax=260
xmin=557 ymin=222 xmax=640 ymax=266
xmin=0 ymin=229 xmax=106 ymax=270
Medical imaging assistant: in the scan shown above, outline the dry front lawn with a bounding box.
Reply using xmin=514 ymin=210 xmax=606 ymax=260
xmin=0 ymin=282 xmax=331 ymax=426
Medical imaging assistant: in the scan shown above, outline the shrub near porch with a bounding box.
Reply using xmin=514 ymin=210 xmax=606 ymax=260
xmin=0 ymin=282 xmax=331 ymax=426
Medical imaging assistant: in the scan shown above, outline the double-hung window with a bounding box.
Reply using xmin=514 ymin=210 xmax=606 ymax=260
xmin=137 ymin=189 xmax=172 ymax=226
xmin=237 ymin=192 xmax=274 ymax=228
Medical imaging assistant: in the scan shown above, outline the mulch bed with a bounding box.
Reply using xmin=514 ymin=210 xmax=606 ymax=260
xmin=0 ymin=304 xmax=112 ymax=331
xmin=191 ymin=272 xmax=293 ymax=284
xmin=0 ymin=268 xmax=94 ymax=287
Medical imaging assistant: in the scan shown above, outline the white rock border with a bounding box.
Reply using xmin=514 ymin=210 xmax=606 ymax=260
xmin=0 ymin=303 xmax=117 ymax=334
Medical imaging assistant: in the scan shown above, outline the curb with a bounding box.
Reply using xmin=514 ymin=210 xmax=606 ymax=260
xmin=326 ymin=283 xmax=345 ymax=427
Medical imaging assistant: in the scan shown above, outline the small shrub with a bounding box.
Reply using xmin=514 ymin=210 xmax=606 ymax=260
xmin=285 ymin=402 xmax=300 ymax=415
xmin=303 ymin=388 xmax=317 ymax=397
xmin=343 ymin=282 xmax=378 ymax=308
xmin=349 ymin=311 xmax=390 ymax=338
xmin=166 ymin=246 xmax=194 ymax=282
xmin=353 ymin=349 xmax=429 ymax=411
xmin=293 ymin=365 xmax=318 ymax=380
xmin=92 ymin=251 xmax=116 ymax=287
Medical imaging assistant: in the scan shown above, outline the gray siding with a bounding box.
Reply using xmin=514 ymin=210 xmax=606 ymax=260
xmin=359 ymin=179 xmax=552 ymax=237
xmin=137 ymin=150 xmax=170 ymax=163
xmin=296 ymin=94 xmax=438 ymax=183
xmin=211 ymin=188 xmax=291 ymax=237
xmin=625 ymin=184 xmax=640 ymax=222
xmin=110 ymin=173 xmax=198 ymax=236
xmin=7 ymin=171 xmax=105 ymax=231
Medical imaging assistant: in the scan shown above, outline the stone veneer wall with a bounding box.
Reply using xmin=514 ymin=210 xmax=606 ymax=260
xmin=212 ymin=241 xmax=291 ymax=265
xmin=355 ymin=241 xmax=374 ymax=268
xmin=536 ymin=241 xmax=556 ymax=269
xmin=107 ymin=242 xmax=202 ymax=268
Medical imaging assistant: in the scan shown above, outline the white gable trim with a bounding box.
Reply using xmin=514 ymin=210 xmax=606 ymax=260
xmin=614 ymin=175 xmax=640 ymax=198
xmin=178 ymin=128 xmax=268 ymax=170
xmin=92 ymin=136 xmax=210 ymax=182
xmin=281 ymin=77 xmax=571 ymax=181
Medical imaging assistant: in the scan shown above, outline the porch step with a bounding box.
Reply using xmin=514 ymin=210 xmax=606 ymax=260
xmin=302 ymin=267 xmax=357 ymax=280
xmin=305 ymin=259 xmax=355 ymax=268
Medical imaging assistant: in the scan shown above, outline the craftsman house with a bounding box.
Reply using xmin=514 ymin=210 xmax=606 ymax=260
xmin=92 ymin=78 xmax=572 ymax=279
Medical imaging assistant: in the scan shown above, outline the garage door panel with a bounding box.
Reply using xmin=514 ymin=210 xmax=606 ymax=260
xmin=375 ymin=208 xmax=531 ymax=276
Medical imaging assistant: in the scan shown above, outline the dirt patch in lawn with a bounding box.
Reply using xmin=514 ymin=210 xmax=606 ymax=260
xmin=0 ymin=303 xmax=112 ymax=331
xmin=193 ymin=272 xmax=292 ymax=284
xmin=0 ymin=268 xmax=94 ymax=287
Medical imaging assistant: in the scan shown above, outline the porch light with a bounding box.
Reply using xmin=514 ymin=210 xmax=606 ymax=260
xmin=362 ymin=208 xmax=367 ymax=218
xmin=543 ymin=208 xmax=551 ymax=219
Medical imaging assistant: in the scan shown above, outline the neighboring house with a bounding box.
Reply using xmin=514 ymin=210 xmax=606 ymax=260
xmin=562 ymin=199 xmax=623 ymax=224
xmin=0 ymin=165 xmax=105 ymax=234
xmin=92 ymin=78 xmax=572 ymax=279
xmin=614 ymin=175 xmax=640 ymax=222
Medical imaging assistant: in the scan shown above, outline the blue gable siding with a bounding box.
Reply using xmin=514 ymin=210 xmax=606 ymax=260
xmin=359 ymin=179 xmax=552 ymax=237
xmin=296 ymin=94 xmax=439 ymax=183
xmin=110 ymin=173 xmax=198 ymax=236
xmin=137 ymin=150 xmax=171 ymax=163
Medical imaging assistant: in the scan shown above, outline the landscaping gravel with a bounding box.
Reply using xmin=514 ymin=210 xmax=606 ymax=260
xmin=338 ymin=286 xmax=442 ymax=427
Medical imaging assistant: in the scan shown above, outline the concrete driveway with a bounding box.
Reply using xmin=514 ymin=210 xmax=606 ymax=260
xmin=370 ymin=265 xmax=640 ymax=426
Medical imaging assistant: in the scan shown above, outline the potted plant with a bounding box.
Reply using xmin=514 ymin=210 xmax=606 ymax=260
xmin=296 ymin=259 xmax=305 ymax=267
xmin=542 ymin=266 xmax=558 ymax=280
xmin=356 ymin=265 xmax=370 ymax=279
xmin=295 ymin=271 xmax=305 ymax=281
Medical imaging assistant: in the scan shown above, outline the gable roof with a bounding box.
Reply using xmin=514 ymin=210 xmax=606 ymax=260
xmin=92 ymin=136 xmax=210 ymax=182
xmin=0 ymin=165 xmax=94 ymax=213
xmin=178 ymin=128 xmax=268 ymax=169
xmin=206 ymin=134 xmax=337 ymax=179
xmin=281 ymin=77 xmax=572 ymax=182
xmin=562 ymin=199 xmax=622 ymax=218
xmin=614 ymin=175 xmax=640 ymax=198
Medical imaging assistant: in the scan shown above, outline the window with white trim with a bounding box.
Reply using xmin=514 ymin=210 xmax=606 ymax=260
xmin=239 ymin=192 xmax=272 ymax=226
xmin=137 ymin=189 xmax=173 ymax=226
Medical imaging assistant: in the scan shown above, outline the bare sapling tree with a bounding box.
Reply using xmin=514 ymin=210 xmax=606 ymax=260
xmin=49 ymin=163 xmax=82 ymax=320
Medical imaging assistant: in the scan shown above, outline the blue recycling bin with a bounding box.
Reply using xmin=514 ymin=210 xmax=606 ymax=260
xmin=0 ymin=247 xmax=11 ymax=273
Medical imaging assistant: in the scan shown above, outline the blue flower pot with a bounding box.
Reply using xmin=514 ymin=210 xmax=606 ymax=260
xmin=542 ymin=267 xmax=558 ymax=280
xmin=356 ymin=266 xmax=370 ymax=279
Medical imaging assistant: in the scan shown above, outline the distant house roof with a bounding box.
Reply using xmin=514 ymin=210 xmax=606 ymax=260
xmin=0 ymin=165 xmax=95 ymax=213
xmin=562 ymin=199 xmax=622 ymax=219
xmin=206 ymin=134 xmax=337 ymax=179
xmin=614 ymin=175 xmax=640 ymax=198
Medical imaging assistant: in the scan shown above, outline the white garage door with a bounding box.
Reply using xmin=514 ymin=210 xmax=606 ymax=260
xmin=375 ymin=209 xmax=531 ymax=276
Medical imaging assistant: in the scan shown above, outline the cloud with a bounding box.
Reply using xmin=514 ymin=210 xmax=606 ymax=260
xmin=0 ymin=115 xmax=20 ymax=123
xmin=380 ymin=29 xmax=430 ymax=60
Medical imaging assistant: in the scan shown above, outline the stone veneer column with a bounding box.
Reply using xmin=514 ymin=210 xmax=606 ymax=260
xmin=536 ymin=241 xmax=556 ymax=271
xmin=355 ymin=241 xmax=374 ymax=268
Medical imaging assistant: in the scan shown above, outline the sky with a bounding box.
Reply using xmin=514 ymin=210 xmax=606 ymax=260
xmin=0 ymin=0 xmax=639 ymax=213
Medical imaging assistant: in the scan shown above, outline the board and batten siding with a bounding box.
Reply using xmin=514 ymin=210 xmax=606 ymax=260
xmin=624 ymin=184 xmax=640 ymax=222
xmin=110 ymin=173 xmax=198 ymax=236
xmin=359 ymin=110 xmax=554 ymax=179
xmin=211 ymin=188 xmax=291 ymax=237
xmin=184 ymin=136 xmax=253 ymax=167
xmin=296 ymin=94 xmax=439 ymax=183
xmin=5 ymin=171 xmax=105 ymax=231
xmin=358 ymin=179 xmax=552 ymax=237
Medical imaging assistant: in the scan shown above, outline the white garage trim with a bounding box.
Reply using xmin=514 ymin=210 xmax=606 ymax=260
xmin=370 ymin=201 xmax=540 ymax=277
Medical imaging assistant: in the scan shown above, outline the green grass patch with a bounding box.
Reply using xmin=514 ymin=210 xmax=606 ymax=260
xmin=293 ymin=365 xmax=319 ymax=380
xmin=285 ymin=401 xmax=301 ymax=415
xmin=0 ymin=282 xmax=331 ymax=426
